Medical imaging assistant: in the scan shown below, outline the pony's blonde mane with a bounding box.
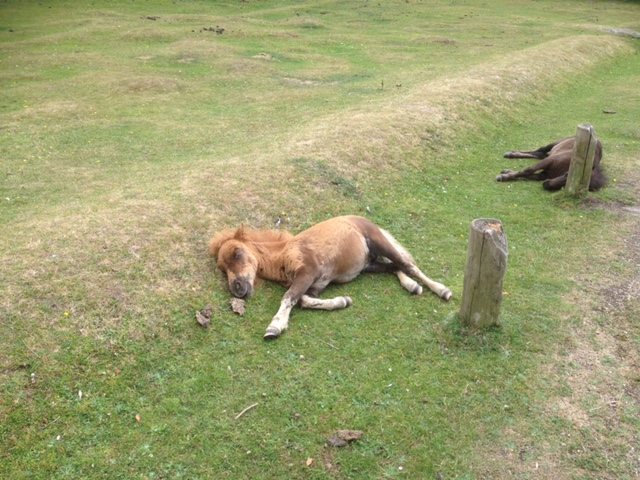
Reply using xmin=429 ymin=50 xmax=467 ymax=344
xmin=208 ymin=226 xmax=293 ymax=257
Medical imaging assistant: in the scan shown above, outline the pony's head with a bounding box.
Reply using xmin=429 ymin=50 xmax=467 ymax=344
xmin=209 ymin=226 xmax=259 ymax=298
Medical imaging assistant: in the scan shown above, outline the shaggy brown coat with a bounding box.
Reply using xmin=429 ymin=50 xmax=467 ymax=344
xmin=210 ymin=215 xmax=451 ymax=339
xmin=496 ymin=137 xmax=606 ymax=191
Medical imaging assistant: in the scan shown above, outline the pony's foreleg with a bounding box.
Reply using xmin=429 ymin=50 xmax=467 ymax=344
xmin=265 ymin=295 xmax=353 ymax=339
xmin=497 ymin=169 xmax=548 ymax=182
xmin=300 ymin=295 xmax=352 ymax=310
xmin=264 ymin=274 xmax=317 ymax=340
xmin=264 ymin=295 xmax=298 ymax=340
xmin=497 ymin=157 xmax=554 ymax=182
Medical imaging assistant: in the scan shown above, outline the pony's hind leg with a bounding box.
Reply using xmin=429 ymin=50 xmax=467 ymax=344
xmin=396 ymin=271 xmax=422 ymax=295
xmin=504 ymin=150 xmax=543 ymax=159
xmin=373 ymin=228 xmax=452 ymax=300
xmin=402 ymin=264 xmax=452 ymax=300
xmin=503 ymin=141 xmax=559 ymax=159
xmin=365 ymin=257 xmax=437 ymax=296
xmin=543 ymin=173 xmax=568 ymax=190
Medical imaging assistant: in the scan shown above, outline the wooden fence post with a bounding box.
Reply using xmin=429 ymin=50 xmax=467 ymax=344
xmin=566 ymin=124 xmax=598 ymax=196
xmin=459 ymin=219 xmax=508 ymax=329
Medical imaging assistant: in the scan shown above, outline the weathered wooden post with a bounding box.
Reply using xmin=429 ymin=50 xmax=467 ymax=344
xmin=459 ymin=219 xmax=508 ymax=329
xmin=566 ymin=124 xmax=598 ymax=196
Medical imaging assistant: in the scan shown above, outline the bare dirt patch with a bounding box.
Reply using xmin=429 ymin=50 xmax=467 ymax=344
xmin=481 ymin=178 xmax=640 ymax=479
xmin=253 ymin=52 xmax=275 ymax=60
xmin=116 ymin=76 xmax=183 ymax=94
xmin=281 ymin=77 xmax=330 ymax=87
xmin=582 ymin=191 xmax=640 ymax=313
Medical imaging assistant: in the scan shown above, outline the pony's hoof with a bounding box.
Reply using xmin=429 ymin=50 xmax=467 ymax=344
xmin=496 ymin=175 xmax=504 ymax=182
xmin=504 ymin=152 xmax=513 ymax=158
xmin=263 ymin=327 xmax=281 ymax=340
xmin=412 ymin=284 xmax=423 ymax=295
xmin=343 ymin=296 xmax=353 ymax=307
xmin=441 ymin=289 xmax=452 ymax=301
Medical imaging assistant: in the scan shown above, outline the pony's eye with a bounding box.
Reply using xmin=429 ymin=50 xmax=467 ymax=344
xmin=234 ymin=248 xmax=243 ymax=261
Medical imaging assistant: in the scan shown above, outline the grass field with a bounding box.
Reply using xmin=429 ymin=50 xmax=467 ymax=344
xmin=1 ymin=1 xmax=639 ymax=478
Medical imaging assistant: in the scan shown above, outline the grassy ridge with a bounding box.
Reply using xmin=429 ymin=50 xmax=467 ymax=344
xmin=1 ymin=1 xmax=639 ymax=478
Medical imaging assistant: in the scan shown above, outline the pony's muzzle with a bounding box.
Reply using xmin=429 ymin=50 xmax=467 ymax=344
xmin=229 ymin=276 xmax=253 ymax=298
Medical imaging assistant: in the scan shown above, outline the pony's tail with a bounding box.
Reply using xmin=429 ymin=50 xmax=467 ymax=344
xmin=379 ymin=228 xmax=415 ymax=264
xmin=589 ymin=166 xmax=608 ymax=191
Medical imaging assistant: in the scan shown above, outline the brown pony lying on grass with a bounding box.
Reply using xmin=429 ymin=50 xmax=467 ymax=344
xmin=209 ymin=215 xmax=452 ymax=339
xmin=496 ymin=136 xmax=607 ymax=191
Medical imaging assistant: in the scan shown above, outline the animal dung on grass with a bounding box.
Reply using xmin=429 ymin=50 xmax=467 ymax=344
xmin=328 ymin=429 xmax=364 ymax=448
xmin=230 ymin=297 xmax=246 ymax=316
xmin=201 ymin=26 xmax=225 ymax=34
xmin=496 ymin=129 xmax=606 ymax=192
xmin=209 ymin=215 xmax=451 ymax=340
xmin=195 ymin=305 xmax=213 ymax=328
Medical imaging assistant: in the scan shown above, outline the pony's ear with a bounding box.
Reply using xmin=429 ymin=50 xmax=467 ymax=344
xmin=208 ymin=230 xmax=235 ymax=257
xmin=233 ymin=225 xmax=246 ymax=241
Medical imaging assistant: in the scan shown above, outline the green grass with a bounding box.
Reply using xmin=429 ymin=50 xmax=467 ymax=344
xmin=1 ymin=1 xmax=640 ymax=478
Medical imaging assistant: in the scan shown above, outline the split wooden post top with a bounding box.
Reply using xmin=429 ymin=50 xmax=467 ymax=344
xmin=566 ymin=124 xmax=598 ymax=196
xmin=459 ymin=219 xmax=508 ymax=329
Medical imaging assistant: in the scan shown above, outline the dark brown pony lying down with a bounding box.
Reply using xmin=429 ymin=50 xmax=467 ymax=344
xmin=496 ymin=136 xmax=606 ymax=191
xmin=209 ymin=215 xmax=451 ymax=339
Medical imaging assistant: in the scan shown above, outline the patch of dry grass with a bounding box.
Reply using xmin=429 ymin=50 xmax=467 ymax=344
xmin=2 ymin=33 xmax=633 ymax=341
xmin=275 ymin=36 xmax=630 ymax=167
